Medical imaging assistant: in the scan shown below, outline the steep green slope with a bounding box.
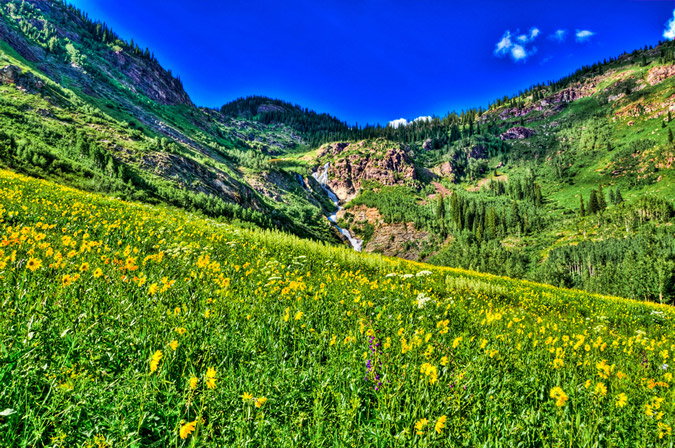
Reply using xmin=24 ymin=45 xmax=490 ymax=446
xmin=0 ymin=0 xmax=342 ymax=244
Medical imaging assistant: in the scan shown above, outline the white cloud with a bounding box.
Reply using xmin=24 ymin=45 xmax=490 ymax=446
xmin=388 ymin=118 xmax=407 ymax=129
xmin=575 ymin=29 xmax=595 ymax=42
xmin=494 ymin=28 xmax=539 ymax=62
xmin=550 ymin=29 xmax=567 ymax=42
xmin=495 ymin=31 xmax=513 ymax=54
xmin=388 ymin=116 xmax=432 ymax=128
xmin=511 ymin=45 xmax=527 ymax=60
xmin=664 ymin=9 xmax=675 ymax=40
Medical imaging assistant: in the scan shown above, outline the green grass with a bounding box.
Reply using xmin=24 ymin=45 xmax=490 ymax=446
xmin=1 ymin=168 xmax=674 ymax=447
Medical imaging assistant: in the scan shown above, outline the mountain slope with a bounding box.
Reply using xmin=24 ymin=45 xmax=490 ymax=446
xmin=0 ymin=0 xmax=345 ymax=243
xmin=303 ymin=44 xmax=675 ymax=302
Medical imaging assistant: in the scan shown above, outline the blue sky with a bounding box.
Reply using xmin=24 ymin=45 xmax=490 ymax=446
xmin=68 ymin=0 xmax=675 ymax=126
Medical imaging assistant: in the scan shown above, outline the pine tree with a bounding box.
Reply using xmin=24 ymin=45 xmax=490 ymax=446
xmin=436 ymin=194 xmax=446 ymax=237
xmin=597 ymin=185 xmax=607 ymax=211
xmin=615 ymin=188 xmax=624 ymax=204
xmin=579 ymin=194 xmax=586 ymax=217
xmin=669 ymin=128 xmax=673 ymax=144
xmin=609 ymin=189 xmax=616 ymax=205
xmin=587 ymin=189 xmax=599 ymax=215
xmin=534 ymin=185 xmax=543 ymax=206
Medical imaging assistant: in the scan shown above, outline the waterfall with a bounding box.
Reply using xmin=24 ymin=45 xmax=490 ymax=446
xmin=311 ymin=162 xmax=363 ymax=252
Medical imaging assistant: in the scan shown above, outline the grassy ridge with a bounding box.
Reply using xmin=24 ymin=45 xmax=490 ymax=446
xmin=0 ymin=168 xmax=674 ymax=446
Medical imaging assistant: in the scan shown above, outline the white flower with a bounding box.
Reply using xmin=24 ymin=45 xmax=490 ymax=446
xmin=416 ymin=293 xmax=431 ymax=309
xmin=416 ymin=270 xmax=433 ymax=277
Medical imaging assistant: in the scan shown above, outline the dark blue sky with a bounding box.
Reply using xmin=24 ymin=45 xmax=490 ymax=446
xmin=69 ymin=0 xmax=675 ymax=126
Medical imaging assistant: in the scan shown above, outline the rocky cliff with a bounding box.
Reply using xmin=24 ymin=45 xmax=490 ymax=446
xmin=314 ymin=139 xmax=417 ymax=202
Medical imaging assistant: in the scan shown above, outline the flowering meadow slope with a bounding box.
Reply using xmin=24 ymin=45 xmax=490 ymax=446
xmin=0 ymin=168 xmax=673 ymax=447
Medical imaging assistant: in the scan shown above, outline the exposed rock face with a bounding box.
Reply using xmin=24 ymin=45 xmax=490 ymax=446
xmin=336 ymin=205 xmax=429 ymax=261
xmin=647 ymin=65 xmax=675 ymax=85
xmin=108 ymin=51 xmax=191 ymax=106
xmin=257 ymin=104 xmax=286 ymax=114
xmin=492 ymin=82 xmax=595 ymax=122
xmin=138 ymin=151 xmax=261 ymax=208
xmin=0 ymin=20 xmax=44 ymax=63
xmin=315 ymin=141 xmax=417 ymax=202
xmin=549 ymin=87 xmax=592 ymax=104
xmin=500 ymin=126 xmax=536 ymax=140
xmin=422 ymin=139 xmax=433 ymax=151
xmin=0 ymin=65 xmax=44 ymax=92
xmin=0 ymin=65 xmax=21 ymax=84
xmin=438 ymin=162 xmax=454 ymax=178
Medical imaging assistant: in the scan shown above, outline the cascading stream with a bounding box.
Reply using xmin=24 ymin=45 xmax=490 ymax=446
xmin=310 ymin=162 xmax=363 ymax=252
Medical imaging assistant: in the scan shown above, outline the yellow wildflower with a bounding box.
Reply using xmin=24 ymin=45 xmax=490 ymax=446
xmin=26 ymin=257 xmax=42 ymax=271
xmin=594 ymin=382 xmax=607 ymax=397
xmin=435 ymin=415 xmax=447 ymax=434
xmin=615 ymin=393 xmax=628 ymax=408
xmin=414 ymin=418 xmax=428 ymax=435
xmin=148 ymin=283 xmax=159 ymax=296
xmin=658 ymin=422 xmax=672 ymax=439
xmin=205 ymin=367 xmax=216 ymax=389
xmin=179 ymin=420 xmax=197 ymax=439
xmin=61 ymin=274 xmax=73 ymax=287
xmin=550 ymin=387 xmax=568 ymax=407
xmin=189 ymin=377 xmax=198 ymax=389
xmin=170 ymin=340 xmax=178 ymax=351
xmin=150 ymin=350 xmax=162 ymax=373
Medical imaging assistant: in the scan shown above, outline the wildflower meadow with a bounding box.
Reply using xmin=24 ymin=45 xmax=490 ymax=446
xmin=0 ymin=168 xmax=673 ymax=446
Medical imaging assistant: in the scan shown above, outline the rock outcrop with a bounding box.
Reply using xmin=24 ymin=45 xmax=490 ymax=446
xmin=500 ymin=126 xmax=536 ymax=140
xmin=647 ymin=65 xmax=675 ymax=86
xmin=0 ymin=65 xmax=44 ymax=92
xmin=435 ymin=161 xmax=454 ymax=179
xmin=315 ymin=141 xmax=417 ymax=202
xmin=336 ymin=205 xmax=429 ymax=261
xmin=107 ymin=51 xmax=192 ymax=106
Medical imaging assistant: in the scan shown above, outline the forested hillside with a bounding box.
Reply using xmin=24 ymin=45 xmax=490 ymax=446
xmin=295 ymin=42 xmax=675 ymax=303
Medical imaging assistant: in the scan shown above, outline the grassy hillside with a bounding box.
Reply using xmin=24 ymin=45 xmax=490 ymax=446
xmin=309 ymin=46 xmax=675 ymax=303
xmin=1 ymin=168 xmax=674 ymax=446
